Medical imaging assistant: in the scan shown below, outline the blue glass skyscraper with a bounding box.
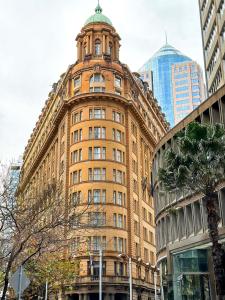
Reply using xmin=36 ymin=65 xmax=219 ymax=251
xmin=139 ymin=43 xmax=191 ymax=126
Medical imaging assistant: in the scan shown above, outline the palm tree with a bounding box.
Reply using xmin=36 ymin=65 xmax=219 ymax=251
xmin=158 ymin=121 xmax=225 ymax=299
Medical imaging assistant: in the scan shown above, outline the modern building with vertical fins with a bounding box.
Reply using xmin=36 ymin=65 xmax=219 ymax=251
xmin=18 ymin=4 xmax=169 ymax=300
xmin=198 ymin=0 xmax=225 ymax=96
xmin=152 ymin=85 xmax=225 ymax=299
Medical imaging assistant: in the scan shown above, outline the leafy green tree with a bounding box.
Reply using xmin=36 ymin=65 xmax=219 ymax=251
xmin=159 ymin=122 xmax=225 ymax=298
xmin=24 ymin=254 xmax=79 ymax=299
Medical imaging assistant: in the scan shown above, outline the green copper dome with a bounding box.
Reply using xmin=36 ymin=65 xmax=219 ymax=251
xmin=84 ymin=4 xmax=112 ymax=26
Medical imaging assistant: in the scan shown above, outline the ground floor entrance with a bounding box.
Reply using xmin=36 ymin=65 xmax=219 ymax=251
xmin=68 ymin=293 xmax=128 ymax=300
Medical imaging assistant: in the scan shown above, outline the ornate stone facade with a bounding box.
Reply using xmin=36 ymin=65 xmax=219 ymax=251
xmin=19 ymin=5 xmax=168 ymax=300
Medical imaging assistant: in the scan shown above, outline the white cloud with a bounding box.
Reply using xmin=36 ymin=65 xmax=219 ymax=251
xmin=0 ymin=0 xmax=204 ymax=161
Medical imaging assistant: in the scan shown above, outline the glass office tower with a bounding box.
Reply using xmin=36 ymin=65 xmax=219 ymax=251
xmin=139 ymin=43 xmax=191 ymax=126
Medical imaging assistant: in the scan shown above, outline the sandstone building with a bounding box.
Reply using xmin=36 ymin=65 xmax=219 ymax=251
xmin=19 ymin=4 xmax=168 ymax=300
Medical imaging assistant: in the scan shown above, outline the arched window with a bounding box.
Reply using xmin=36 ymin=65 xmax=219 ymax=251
xmin=90 ymin=74 xmax=105 ymax=84
xmin=95 ymin=39 xmax=101 ymax=56
xmin=89 ymin=74 xmax=105 ymax=93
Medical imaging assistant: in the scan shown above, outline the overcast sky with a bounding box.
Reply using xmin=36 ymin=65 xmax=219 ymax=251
xmin=0 ymin=0 xmax=203 ymax=162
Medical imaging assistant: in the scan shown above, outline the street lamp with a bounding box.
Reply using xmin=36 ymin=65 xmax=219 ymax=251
xmin=99 ymin=248 xmax=103 ymax=300
xmin=118 ymin=254 xmax=132 ymax=300
xmin=146 ymin=264 xmax=160 ymax=300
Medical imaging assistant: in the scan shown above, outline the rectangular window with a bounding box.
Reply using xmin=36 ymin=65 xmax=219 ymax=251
xmin=175 ymin=99 xmax=190 ymax=105
xmin=89 ymin=168 xmax=106 ymax=181
xmin=113 ymin=111 xmax=122 ymax=123
xmin=102 ymin=190 xmax=106 ymax=203
xmin=91 ymin=127 xmax=106 ymax=139
xmin=144 ymin=248 xmax=149 ymax=262
xmin=192 ymin=92 xmax=200 ymax=97
xmin=175 ymin=86 xmax=189 ymax=92
xmin=94 ymin=147 xmax=101 ymax=159
xmin=149 ymin=231 xmax=154 ymax=244
xmin=87 ymin=189 xmax=105 ymax=204
xmin=90 ymin=87 xmax=105 ymax=93
xmin=71 ymin=170 xmax=82 ymax=184
xmin=91 ymin=147 xmax=106 ymax=160
xmin=118 ymin=214 xmax=123 ymax=228
xmin=113 ymin=191 xmax=117 ymax=204
xmin=88 ymin=147 xmax=92 ymax=160
xmin=113 ymin=169 xmax=116 ymax=182
xmin=143 ymin=227 xmax=148 ymax=241
xmin=93 ymin=168 xmax=101 ymax=181
xmin=193 ymin=98 xmax=201 ymax=103
xmin=132 ymin=141 xmax=137 ymax=154
xmin=94 ymin=127 xmax=101 ymax=139
xmin=71 ymin=150 xmax=78 ymax=163
xmin=176 ymin=106 xmax=190 ymax=112
xmin=116 ymin=150 xmax=122 ymax=162
xmin=74 ymin=76 xmax=81 ymax=88
xmin=89 ymin=212 xmax=106 ymax=227
xmin=113 ymin=213 xmax=117 ymax=227
xmin=102 ymin=127 xmax=106 ymax=139
xmin=71 ymin=191 xmax=81 ymax=206
xmin=88 ymin=190 xmax=92 ymax=204
xmin=93 ymin=189 xmax=101 ymax=204
xmin=134 ymin=221 xmax=139 ymax=235
xmin=118 ymin=238 xmax=123 ymax=252
xmin=79 ymin=149 xmax=82 ymax=161
xmin=135 ymin=243 xmax=140 ymax=256
xmin=113 ymin=129 xmax=123 ymax=142
xmin=175 ymin=79 xmax=189 ymax=86
xmin=115 ymin=76 xmax=122 ymax=88
xmin=117 ymin=170 xmax=122 ymax=183
xmin=89 ymin=127 xmax=92 ymax=139
xmin=89 ymin=108 xmax=106 ymax=119
xmin=176 ymin=92 xmax=189 ymax=98
xmin=114 ymin=237 xmax=117 ymax=251
xmin=92 ymin=236 xmax=101 ymax=251
xmin=73 ymin=130 xmax=79 ymax=143
xmin=116 ymin=130 xmax=122 ymax=142
xmin=118 ymin=192 xmax=123 ymax=205
xmin=174 ymin=73 xmax=188 ymax=79
xmin=102 ymin=147 xmax=106 ymax=159
xmin=192 ymin=85 xmax=199 ymax=91
xmin=191 ymin=72 xmax=198 ymax=78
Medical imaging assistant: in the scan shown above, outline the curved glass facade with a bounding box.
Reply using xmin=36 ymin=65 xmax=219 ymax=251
xmin=139 ymin=44 xmax=191 ymax=126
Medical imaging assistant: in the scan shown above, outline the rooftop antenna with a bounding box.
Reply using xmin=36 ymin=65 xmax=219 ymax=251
xmin=165 ymin=31 xmax=168 ymax=44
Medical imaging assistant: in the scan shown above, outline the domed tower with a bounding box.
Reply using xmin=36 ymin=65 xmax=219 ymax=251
xmin=19 ymin=3 xmax=169 ymax=300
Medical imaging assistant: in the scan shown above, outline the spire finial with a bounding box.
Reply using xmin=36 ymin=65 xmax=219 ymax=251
xmin=95 ymin=0 xmax=102 ymax=14
xmin=165 ymin=31 xmax=168 ymax=44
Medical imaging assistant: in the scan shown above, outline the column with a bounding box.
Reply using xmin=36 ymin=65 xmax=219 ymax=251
xmin=90 ymin=34 xmax=93 ymax=54
xmin=103 ymin=35 xmax=106 ymax=53
xmin=105 ymin=35 xmax=109 ymax=54
xmin=84 ymin=293 xmax=89 ymax=300
xmin=79 ymin=294 xmax=82 ymax=300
